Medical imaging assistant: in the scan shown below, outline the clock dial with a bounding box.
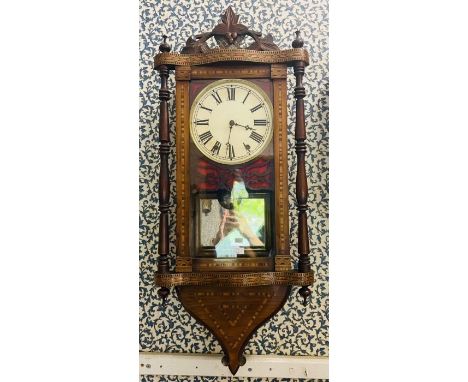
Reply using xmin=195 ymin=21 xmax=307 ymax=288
xmin=190 ymin=79 xmax=273 ymax=165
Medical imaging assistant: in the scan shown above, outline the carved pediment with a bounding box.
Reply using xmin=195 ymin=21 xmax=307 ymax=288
xmin=181 ymin=6 xmax=280 ymax=54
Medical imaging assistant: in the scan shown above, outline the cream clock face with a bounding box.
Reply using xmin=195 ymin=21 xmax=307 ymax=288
xmin=190 ymin=79 xmax=273 ymax=165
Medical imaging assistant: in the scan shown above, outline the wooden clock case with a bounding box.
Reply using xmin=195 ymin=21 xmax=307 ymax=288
xmin=153 ymin=7 xmax=314 ymax=375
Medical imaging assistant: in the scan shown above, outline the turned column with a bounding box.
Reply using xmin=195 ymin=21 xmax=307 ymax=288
xmin=292 ymin=31 xmax=311 ymax=305
xmin=156 ymin=35 xmax=171 ymax=301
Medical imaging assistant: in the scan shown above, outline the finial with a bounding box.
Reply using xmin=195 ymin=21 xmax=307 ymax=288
xmin=298 ymin=286 xmax=311 ymax=306
xmin=157 ymin=286 xmax=170 ymax=302
xmin=292 ymin=30 xmax=304 ymax=48
xmin=159 ymin=35 xmax=171 ymax=53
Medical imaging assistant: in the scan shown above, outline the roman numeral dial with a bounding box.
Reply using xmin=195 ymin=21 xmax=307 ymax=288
xmin=190 ymin=79 xmax=273 ymax=165
xmin=211 ymin=91 xmax=222 ymax=105
xmin=250 ymin=131 xmax=264 ymax=143
xmin=199 ymin=130 xmax=213 ymax=145
xmin=227 ymin=87 xmax=236 ymax=101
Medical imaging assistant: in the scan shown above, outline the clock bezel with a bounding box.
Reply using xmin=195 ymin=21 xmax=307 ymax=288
xmin=189 ymin=78 xmax=274 ymax=165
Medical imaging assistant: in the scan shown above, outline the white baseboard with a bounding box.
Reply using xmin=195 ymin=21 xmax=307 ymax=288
xmin=140 ymin=352 xmax=329 ymax=379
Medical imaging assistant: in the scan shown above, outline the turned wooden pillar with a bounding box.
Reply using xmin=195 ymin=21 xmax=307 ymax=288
xmin=156 ymin=36 xmax=171 ymax=301
xmin=292 ymin=31 xmax=311 ymax=305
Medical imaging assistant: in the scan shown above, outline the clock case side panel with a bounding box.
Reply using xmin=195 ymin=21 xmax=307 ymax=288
xmin=272 ymin=69 xmax=291 ymax=271
xmin=175 ymin=63 xmax=290 ymax=272
xmin=175 ymin=73 xmax=192 ymax=272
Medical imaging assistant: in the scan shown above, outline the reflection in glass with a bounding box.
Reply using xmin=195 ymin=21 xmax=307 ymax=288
xmin=198 ymin=178 xmax=266 ymax=258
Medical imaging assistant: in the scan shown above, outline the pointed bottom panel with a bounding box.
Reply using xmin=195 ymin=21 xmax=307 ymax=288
xmin=177 ymin=285 xmax=290 ymax=375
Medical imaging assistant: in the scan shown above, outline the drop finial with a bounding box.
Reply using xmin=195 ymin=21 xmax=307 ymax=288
xmin=298 ymin=286 xmax=311 ymax=306
xmin=157 ymin=286 xmax=170 ymax=303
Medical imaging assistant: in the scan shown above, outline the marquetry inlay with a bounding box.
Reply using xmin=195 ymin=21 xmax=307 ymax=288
xmin=175 ymin=80 xmax=190 ymax=268
xmin=154 ymin=48 xmax=309 ymax=68
xmin=156 ymin=271 xmax=314 ymax=288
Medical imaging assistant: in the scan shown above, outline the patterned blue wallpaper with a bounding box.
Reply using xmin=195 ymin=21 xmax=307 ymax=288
xmin=140 ymin=0 xmax=328 ymax=379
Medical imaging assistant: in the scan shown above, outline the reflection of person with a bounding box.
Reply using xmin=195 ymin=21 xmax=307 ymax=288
xmin=212 ymin=208 xmax=264 ymax=247
xmin=211 ymin=184 xmax=264 ymax=257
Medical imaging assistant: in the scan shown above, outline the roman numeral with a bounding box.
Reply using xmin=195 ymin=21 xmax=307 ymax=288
xmin=250 ymin=131 xmax=264 ymax=143
xmin=227 ymin=144 xmax=235 ymax=160
xmin=211 ymin=91 xmax=222 ymax=105
xmin=227 ymin=87 xmax=236 ymax=101
xmin=200 ymin=105 xmax=212 ymax=112
xmin=254 ymin=119 xmax=267 ymax=126
xmin=242 ymin=91 xmax=251 ymax=104
xmin=195 ymin=119 xmax=209 ymax=125
xmin=211 ymin=141 xmax=221 ymax=156
xmin=199 ymin=130 xmax=213 ymax=145
xmin=250 ymin=104 xmax=263 ymax=113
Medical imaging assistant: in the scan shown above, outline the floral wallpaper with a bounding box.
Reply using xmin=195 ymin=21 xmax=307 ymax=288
xmin=140 ymin=0 xmax=328 ymax=380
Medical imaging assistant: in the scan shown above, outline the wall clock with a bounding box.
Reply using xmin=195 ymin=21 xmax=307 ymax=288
xmin=153 ymin=6 xmax=314 ymax=375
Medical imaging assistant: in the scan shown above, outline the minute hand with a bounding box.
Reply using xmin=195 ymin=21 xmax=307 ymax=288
xmin=233 ymin=122 xmax=255 ymax=131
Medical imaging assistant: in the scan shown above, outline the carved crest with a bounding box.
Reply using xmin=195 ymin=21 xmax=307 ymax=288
xmin=181 ymin=6 xmax=280 ymax=54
